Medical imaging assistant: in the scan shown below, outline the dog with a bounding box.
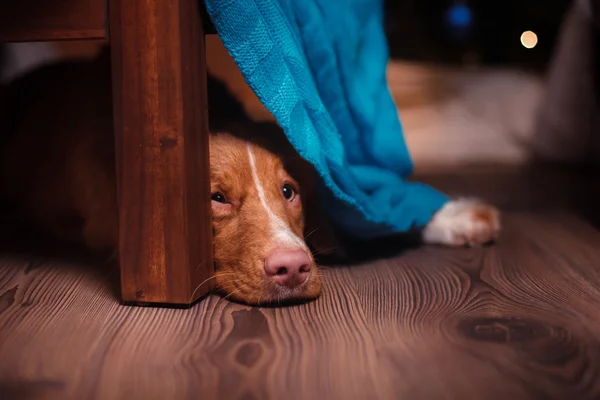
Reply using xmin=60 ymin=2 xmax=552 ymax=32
xmin=0 ymin=49 xmax=500 ymax=306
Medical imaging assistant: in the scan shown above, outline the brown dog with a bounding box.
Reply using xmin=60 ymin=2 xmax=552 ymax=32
xmin=0 ymin=49 xmax=500 ymax=305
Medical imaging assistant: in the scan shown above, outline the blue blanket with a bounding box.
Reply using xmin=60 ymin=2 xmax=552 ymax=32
xmin=205 ymin=0 xmax=449 ymax=239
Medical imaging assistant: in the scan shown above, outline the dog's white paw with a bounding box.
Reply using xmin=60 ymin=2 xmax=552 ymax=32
xmin=422 ymin=198 xmax=500 ymax=247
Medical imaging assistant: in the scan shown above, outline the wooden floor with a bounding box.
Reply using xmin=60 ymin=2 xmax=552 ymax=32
xmin=1 ymin=165 xmax=600 ymax=400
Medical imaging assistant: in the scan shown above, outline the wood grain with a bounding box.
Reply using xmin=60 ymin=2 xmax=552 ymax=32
xmin=2 ymin=201 xmax=600 ymax=399
xmin=108 ymin=0 xmax=213 ymax=305
xmin=0 ymin=0 xmax=107 ymax=42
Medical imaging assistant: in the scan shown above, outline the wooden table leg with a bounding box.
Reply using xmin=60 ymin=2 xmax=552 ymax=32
xmin=108 ymin=0 xmax=213 ymax=306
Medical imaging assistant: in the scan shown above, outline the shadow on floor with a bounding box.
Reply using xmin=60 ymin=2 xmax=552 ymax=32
xmin=0 ymin=202 xmax=120 ymax=299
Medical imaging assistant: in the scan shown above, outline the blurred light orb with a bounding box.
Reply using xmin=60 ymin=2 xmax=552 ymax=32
xmin=446 ymin=5 xmax=472 ymax=27
xmin=520 ymin=30 xmax=538 ymax=49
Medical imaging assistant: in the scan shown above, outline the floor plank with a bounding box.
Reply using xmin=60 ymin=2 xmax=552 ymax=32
xmin=2 ymin=169 xmax=600 ymax=399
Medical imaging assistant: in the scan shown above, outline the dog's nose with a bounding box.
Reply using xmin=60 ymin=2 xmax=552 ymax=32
xmin=264 ymin=250 xmax=312 ymax=288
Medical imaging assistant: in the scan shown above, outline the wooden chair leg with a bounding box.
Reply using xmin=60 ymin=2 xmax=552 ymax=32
xmin=108 ymin=0 xmax=213 ymax=306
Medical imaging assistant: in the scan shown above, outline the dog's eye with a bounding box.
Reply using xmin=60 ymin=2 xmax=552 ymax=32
xmin=282 ymin=184 xmax=296 ymax=201
xmin=211 ymin=192 xmax=227 ymax=203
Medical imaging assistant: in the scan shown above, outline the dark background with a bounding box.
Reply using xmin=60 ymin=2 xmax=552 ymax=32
xmin=384 ymin=0 xmax=572 ymax=71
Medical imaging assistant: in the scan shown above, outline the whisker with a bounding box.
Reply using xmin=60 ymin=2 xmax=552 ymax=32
xmin=189 ymin=275 xmax=219 ymax=302
xmin=311 ymin=246 xmax=342 ymax=257
xmin=304 ymin=227 xmax=321 ymax=241
xmin=188 ymin=272 xmax=237 ymax=302
xmin=213 ymin=282 xmax=242 ymax=295
xmin=194 ymin=258 xmax=211 ymax=273
xmin=216 ymin=288 xmax=242 ymax=307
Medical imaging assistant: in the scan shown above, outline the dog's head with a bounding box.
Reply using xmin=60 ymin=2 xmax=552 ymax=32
xmin=208 ymin=122 xmax=339 ymax=305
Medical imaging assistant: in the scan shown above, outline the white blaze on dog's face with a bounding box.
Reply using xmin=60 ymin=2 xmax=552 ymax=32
xmin=209 ymin=131 xmax=322 ymax=305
